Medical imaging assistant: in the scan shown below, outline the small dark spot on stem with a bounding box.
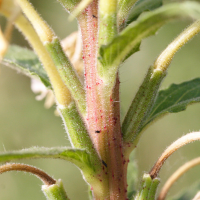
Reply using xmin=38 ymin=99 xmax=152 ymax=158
xmin=95 ymin=130 xmax=101 ymax=133
xmin=92 ymin=14 xmax=97 ymax=18
xmin=102 ymin=160 xmax=107 ymax=167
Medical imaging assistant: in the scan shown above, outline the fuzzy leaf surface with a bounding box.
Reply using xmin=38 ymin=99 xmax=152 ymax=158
xmin=99 ymin=2 xmax=200 ymax=67
xmin=127 ymin=0 xmax=163 ymax=24
xmin=0 ymin=147 xmax=93 ymax=171
xmin=2 ymin=45 xmax=51 ymax=88
xmin=144 ymin=78 xmax=200 ymax=127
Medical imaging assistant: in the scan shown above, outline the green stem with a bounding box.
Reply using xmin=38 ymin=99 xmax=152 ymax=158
xmin=155 ymin=19 xmax=200 ymax=71
xmin=122 ymin=67 xmax=166 ymax=154
xmin=5 ymin=13 xmax=72 ymax=107
xmin=135 ymin=174 xmax=160 ymax=200
xmin=158 ymin=157 xmax=200 ymax=200
xmin=0 ymin=163 xmax=56 ymax=186
xmin=59 ymin=102 xmax=100 ymax=168
xmin=98 ymin=0 xmax=118 ymax=46
xmin=117 ymin=0 xmax=137 ymax=30
xmin=122 ymin=19 xmax=200 ymax=155
xmin=98 ymin=0 xmax=118 ymax=85
xmin=16 ymin=0 xmax=86 ymax=115
xmin=42 ymin=179 xmax=70 ymax=200
xmin=45 ymin=38 xmax=86 ymax=114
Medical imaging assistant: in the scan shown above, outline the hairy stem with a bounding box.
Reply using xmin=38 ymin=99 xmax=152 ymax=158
xmin=16 ymin=0 xmax=86 ymax=115
xmin=123 ymin=19 xmax=200 ymax=155
xmin=14 ymin=14 xmax=71 ymax=106
xmin=0 ymin=163 xmax=55 ymax=185
xmin=150 ymin=132 xmax=200 ymax=179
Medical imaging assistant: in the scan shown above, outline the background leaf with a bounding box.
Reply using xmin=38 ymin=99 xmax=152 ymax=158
xmin=143 ymin=78 xmax=200 ymax=127
xmin=2 ymin=45 xmax=51 ymax=89
xmin=127 ymin=0 xmax=163 ymax=24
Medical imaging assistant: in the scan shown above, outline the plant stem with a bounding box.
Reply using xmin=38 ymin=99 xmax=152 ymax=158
xmin=42 ymin=179 xmax=70 ymax=200
xmin=157 ymin=157 xmax=200 ymax=200
xmin=16 ymin=0 xmax=86 ymax=115
xmin=13 ymin=14 xmax=71 ymax=107
xmin=135 ymin=174 xmax=160 ymax=200
xmin=0 ymin=163 xmax=56 ymax=185
xmin=122 ymin=19 xmax=200 ymax=155
xmin=150 ymin=132 xmax=200 ymax=179
xmin=117 ymin=0 xmax=137 ymax=30
xmin=155 ymin=19 xmax=200 ymax=71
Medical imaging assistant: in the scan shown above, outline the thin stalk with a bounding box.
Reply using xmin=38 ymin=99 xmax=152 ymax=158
xmin=150 ymin=132 xmax=200 ymax=179
xmin=157 ymin=157 xmax=200 ymax=200
xmin=0 ymin=163 xmax=70 ymax=200
xmin=16 ymin=0 xmax=86 ymax=115
xmin=155 ymin=20 xmax=200 ymax=71
xmin=0 ymin=163 xmax=56 ymax=185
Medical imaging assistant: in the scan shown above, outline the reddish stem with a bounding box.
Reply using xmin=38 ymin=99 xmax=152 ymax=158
xmin=78 ymin=2 xmax=127 ymax=199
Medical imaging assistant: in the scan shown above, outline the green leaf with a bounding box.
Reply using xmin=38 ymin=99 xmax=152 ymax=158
xmin=144 ymin=78 xmax=200 ymax=127
xmin=99 ymin=2 xmax=200 ymax=69
xmin=2 ymin=45 xmax=51 ymax=89
xmin=127 ymin=0 xmax=163 ymax=24
xmin=0 ymin=147 xmax=94 ymax=172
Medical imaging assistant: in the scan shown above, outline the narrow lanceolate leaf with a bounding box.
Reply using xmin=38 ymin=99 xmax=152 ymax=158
xmin=127 ymin=0 xmax=163 ymax=25
xmin=2 ymin=45 xmax=51 ymax=88
xmin=99 ymin=2 xmax=200 ymax=70
xmin=143 ymin=78 xmax=200 ymax=128
xmin=0 ymin=147 xmax=94 ymax=172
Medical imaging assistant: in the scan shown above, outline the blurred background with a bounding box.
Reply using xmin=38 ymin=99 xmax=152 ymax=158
xmin=1 ymin=0 xmax=200 ymax=199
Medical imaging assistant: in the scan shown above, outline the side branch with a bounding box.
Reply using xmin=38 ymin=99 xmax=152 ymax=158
xmin=157 ymin=157 xmax=200 ymax=200
xmin=16 ymin=0 xmax=86 ymax=115
xmin=0 ymin=163 xmax=55 ymax=186
xmin=122 ymin=19 xmax=200 ymax=154
xmin=150 ymin=132 xmax=200 ymax=179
